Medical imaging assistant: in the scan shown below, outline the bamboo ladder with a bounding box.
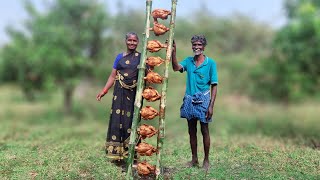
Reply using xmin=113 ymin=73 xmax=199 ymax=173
xmin=126 ymin=0 xmax=177 ymax=179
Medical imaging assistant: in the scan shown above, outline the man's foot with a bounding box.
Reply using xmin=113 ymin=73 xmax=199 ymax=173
xmin=202 ymin=160 xmax=210 ymax=171
xmin=186 ymin=160 xmax=199 ymax=168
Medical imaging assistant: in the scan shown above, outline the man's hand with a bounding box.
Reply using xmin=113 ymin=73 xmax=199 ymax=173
xmin=205 ymin=106 xmax=213 ymax=122
xmin=172 ymin=39 xmax=176 ymax=53
xmin=165 ymin=39 xmax=176 ymax=54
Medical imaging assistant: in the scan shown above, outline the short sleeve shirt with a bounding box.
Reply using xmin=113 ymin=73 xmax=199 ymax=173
xmin=112 ymin=53 xmax=123 ymax=69
xmin=179 ymin=56 xmax=218 ymax=95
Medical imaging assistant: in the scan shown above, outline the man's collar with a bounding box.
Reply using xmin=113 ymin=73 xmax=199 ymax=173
xmin=192 ymin=55 xmax=208 ymax=66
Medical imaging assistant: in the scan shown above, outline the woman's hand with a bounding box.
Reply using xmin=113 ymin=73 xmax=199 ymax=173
xmin=96 ymin=89 xmax=108 ymax=101
xmin=96 ymin=70 xmax=116 ymax=101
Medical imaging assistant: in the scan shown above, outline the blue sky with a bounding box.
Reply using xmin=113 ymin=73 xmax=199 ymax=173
xmin=0 ymin=0 xmax=286 ymax=45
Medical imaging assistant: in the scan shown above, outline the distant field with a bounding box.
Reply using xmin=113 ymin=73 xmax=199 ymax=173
xmin=1 ymin=75 xmax=320 ymax=179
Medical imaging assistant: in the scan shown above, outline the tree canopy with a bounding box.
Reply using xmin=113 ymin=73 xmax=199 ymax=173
xmin=4 ymin=0 xmax=314 ymax=112
xmin=0 ymin=0 xmax=110 ymax=112
xmin=251 ymin=0 xmax=320 ymax=102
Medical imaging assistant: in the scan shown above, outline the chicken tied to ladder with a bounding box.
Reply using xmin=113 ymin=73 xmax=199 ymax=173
xmin=131 ymin=7 xmax=173 ymax=177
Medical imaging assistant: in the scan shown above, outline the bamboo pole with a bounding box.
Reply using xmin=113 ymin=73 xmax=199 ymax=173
xmin=155 ymin=0 xmax=177 ymax=179
xmin=126 ymin=0 xmax=152 ymax=179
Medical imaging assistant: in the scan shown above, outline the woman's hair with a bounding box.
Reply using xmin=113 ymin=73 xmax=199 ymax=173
xmin=191 ymin=35 xmax=207 ymax=46
xmin=125 ymin=32 xmax=139 ymax=41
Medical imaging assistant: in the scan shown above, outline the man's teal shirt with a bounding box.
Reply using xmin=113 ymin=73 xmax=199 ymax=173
xmin=179 ymin=56 xmax=218 ymax=95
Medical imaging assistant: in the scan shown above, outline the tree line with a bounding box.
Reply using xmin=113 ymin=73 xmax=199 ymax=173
xmin=0 ymin=0 xmax=319 ymax=113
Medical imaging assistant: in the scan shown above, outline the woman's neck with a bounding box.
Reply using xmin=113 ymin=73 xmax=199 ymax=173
xmin=126 ymin=49 xmax=135 ymax=54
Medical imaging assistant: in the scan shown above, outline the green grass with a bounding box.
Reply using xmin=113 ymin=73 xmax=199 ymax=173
xmin=1 ymin=78 xmax=320 ymax=179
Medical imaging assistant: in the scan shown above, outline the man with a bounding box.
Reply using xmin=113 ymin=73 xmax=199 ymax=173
xmin=171 ymin=35 xmax=218 ymax=171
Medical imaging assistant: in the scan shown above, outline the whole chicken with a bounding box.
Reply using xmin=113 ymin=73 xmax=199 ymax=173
xmin=140 ymin=106 xmax=159 ymax=120
xmin=138 ymin=124 xmax=158 ymax=139
xmin=136 ymin=161 xmax=156 ymax=175
xmin=150 ymin=22 xmax=170 ymax=36
xmin=144 ymin=71 xmax=163 ymax=84
xmin=147 ymin=40 xmax=167 ymax=53
xmin=135 ymin=142 xmax=157 ymax=156
xmin=152 ymin=9 xmax=171 ymax=22
xmin=146 ymin=56 xmax=165 ymax=69
xmin=142 ymin=87 xmax=161 ymax=102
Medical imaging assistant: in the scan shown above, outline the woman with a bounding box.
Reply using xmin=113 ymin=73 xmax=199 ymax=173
xmin=96 ymin=32 xmax=141 ymax=162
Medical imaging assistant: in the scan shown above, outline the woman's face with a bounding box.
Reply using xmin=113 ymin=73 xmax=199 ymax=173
xmin=126 ymin=35 xmax=139 ymax=50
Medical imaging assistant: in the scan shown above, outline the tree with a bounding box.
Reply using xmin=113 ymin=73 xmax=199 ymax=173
xmin=251 ymin=0 xmax=320 ymax=102
xmin=0 ymin=27 xmax=46 ymax=101
xmin=1 ymin=0 xmax=110 ymax=113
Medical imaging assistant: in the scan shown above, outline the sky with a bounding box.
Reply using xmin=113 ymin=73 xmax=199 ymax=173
xmin=0 ymin=0 xmax=286 ymax=45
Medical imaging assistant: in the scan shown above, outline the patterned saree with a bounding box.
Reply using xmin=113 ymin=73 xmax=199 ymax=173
xmin=105 ymin=51 xmax=141 ymax=160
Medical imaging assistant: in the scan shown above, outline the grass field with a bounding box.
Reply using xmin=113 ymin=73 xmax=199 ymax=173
xmin=1 ymin=71 xmax=320 ymax=179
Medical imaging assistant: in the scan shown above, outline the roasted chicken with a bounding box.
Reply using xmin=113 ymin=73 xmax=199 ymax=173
xmin=152 ymin=9 xmax=171 ymax=22
xmin=135 ymin=142 xmax=157 ymax=156
xmin=144 ymin=71 xmax=163 ymax=84
xmin=140 ymin=106 xmax=159 ymax=120
xmin=147 ymin=40 xmax=167 ymax=53
xmin=150 ymin=22 xmax=170 ymax=36
xmin=146 ymin=56 xmax=165 ymax=69
xmin=142 ymin=87 xmax=161 ymax=102
xmin=137 ymin=161 xmax=156 ymax=175
xmin=138 ymin=124 xmax=158 ymax=139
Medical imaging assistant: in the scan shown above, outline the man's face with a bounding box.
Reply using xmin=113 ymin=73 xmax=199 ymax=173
xmin=126 ymin=35 xmax=139 ymax=50
xmin=192 ymin=41 xmax=205 ymax=56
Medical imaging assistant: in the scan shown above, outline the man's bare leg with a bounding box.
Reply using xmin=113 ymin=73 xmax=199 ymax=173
xmin=200 ymin=122 xmax=210 ymax=171
xmin=187 ymin=119 xmax=199 ymax=167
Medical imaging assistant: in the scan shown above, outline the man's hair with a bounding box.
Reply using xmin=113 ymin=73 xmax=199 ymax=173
xmin=125 ymin=32 xmax=139 ymax=41
xmin=191 ymin=35 xmax=207 ymax=46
